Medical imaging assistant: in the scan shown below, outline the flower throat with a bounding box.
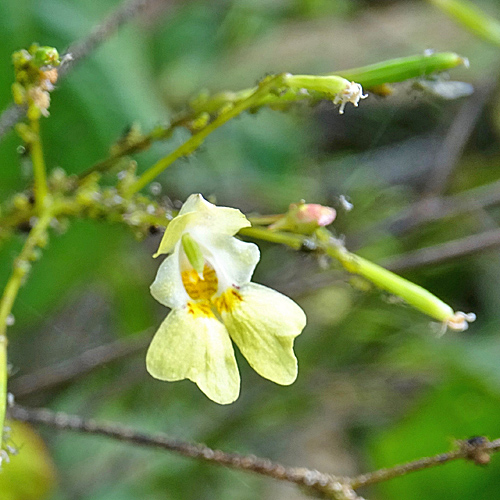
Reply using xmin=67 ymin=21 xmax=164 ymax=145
xmin=181 ymin=263 xmax=218 ymax=301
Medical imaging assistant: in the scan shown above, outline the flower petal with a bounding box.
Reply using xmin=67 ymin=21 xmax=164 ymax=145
xmin=146 ymin=306 xmax=240 ymax=404
xmin=223 ymin=283 xmax=306 ymax=386
xmin=150 ymin=242 xmax=189 ymax=309
xmin=198 ymin=233 xmax=260 ymax=290
xmin=154 ymin=194 xmax=250 ymax=256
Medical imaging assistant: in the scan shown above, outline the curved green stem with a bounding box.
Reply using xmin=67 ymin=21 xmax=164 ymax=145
xmin=0 ymin=208 xmax=53 ymax=450
xmin=79 ymin=52 xmax=466 ymax=184
xmin=239 ymin=226 xmax=305 ymax=249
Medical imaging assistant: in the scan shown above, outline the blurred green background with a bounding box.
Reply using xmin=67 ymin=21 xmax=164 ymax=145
xmin=2 ymin=0 xmax=500 ymax=498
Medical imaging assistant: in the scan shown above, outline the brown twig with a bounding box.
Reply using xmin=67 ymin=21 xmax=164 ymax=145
xmin=382 ymin=227 xmax=500 ymax=272
xmin=8 ymin=404 xmax=354 ymax=499
xmin=9 ymin=331 xmax=153 ymax=398
xmin=0 ymin=0 xmax=162 ymax=142
xmin=8 ymin=405 xmax=500 ymax=497
xmin=351 ymin=436 xmax=500 ymax=489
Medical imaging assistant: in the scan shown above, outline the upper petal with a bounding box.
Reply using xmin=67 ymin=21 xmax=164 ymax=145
xmin=154 ymin=194 xmax=251 ymax=257
xmin=146 ymin=306 xmax=240 ymax=405
xmin=199 ymin=233 xmax=260 ymax=290
xmin=150 ymin=242 xmax=189 ymax=309
xmin=222 ymin=283 xmax=307 ymax=386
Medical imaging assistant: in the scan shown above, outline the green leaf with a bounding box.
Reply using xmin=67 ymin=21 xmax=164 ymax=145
xmin=0 ymin=421 xmax=56 ymax=500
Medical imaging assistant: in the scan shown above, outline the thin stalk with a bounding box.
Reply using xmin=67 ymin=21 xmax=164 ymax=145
xmin=0 ymin=209 xmax=53 ymax=450
xmin=247 ymin=214 xmax=284 ymax=225
xmin=29 ymin=117 xmax=48 ymax=210
xmin=239 ymin=226 xmax=305 ymax=250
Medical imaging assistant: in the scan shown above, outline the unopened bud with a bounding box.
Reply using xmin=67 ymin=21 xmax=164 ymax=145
xmin=269 ymin=202 xmax=336 ymax=234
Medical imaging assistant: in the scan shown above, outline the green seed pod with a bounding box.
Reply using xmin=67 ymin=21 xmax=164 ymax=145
xmin=316 ymin=228 xmax=475 ymax=331
xmin=337 ymin=52 xmax=468 ymax=89
xmin=343 ymin=253 xmax=455 ymax=322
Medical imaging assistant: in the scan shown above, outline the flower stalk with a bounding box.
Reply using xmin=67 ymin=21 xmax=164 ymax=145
xmin=0 ymin=208 xmax=53 ymax=451
xmin=28 ymin=117 xmax=48 ymax=210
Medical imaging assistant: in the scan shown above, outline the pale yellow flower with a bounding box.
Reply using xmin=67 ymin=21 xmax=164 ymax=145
xmin=147 ymin=194 xmax=307 ymax=404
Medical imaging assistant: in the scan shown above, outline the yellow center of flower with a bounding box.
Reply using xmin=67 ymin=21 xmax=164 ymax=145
xmin=181 ymin=263 xmax=218 ymax=301
xmin=181 ymin=263 xmax=244 ymax=318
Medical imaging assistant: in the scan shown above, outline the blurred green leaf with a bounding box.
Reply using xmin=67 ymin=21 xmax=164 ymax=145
xmin=0 ymin=421 xmax=56 ymax=500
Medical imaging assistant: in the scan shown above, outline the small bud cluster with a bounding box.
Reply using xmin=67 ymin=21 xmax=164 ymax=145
xmin=74 ymin=172 xmax=172 ymax=238
xmin=12 ymin=44 xmax=61 ymax=118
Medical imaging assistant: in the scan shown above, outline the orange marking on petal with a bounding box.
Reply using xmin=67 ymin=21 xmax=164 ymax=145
xmin=181 ymin=264 xmax=218 ymax=300
xmin=187 ymin=301 xmax=215 ymax=318
xmin=214 ymin=288 xmax=243 ymax=314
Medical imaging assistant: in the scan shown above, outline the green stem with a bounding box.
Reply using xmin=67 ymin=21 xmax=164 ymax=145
xmin=124 ymin=75 xmax=286 ymax=196
xmin=80 ymin=52 xmax=466 ymax=182
xmin=29 ymin=117 xmax=48 ymax=210
xmin=0 ymin=343 xmax=5 ymax=453
xmin=284 ymin=74 xmax=349 ymax=95
xmin=239 ymin=226 xmax=305 ymax=249
xmin=247 ymin=214 xmax=284 ymax=225
xmin=0 ymin=208 xmax=53 ymax=450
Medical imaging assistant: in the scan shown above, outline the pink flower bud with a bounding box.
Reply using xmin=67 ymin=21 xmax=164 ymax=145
xmin=269 ymin=202 xmax=336 ymax=234
xmin=293 ymin=203 xmax=336 ymax=226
